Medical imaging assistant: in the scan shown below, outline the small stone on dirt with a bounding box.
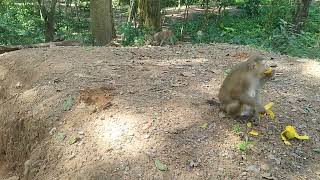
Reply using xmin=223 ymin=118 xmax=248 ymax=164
xmin=260 ymin=163 xmax=270 ymax=171
xmin=188 ymin=160 xmax=199 ymax=168
xmin=246 ymin=165 xmax=260 ymax=173
xmin=49 ymin=127 xmax=57 ymax=135
xmin=78 ymin=131 xmax=85 ymax=135
xmin=128 ymin=131 xmax=134 ymax=136
xmin=261 ymin=173 xmax=277 ymax=180
xmin=268 ymin=154 xmax=281 ymax=165
xmin=144 ymin=134 xmax=150 ymax=139
xmin=241 ymin=172 xmax=247 ymax=176
xmin=219 ymin=112 xmax=226 ymax=118
xmin=15 ymin=82 xmax=22 ymax=88
xmin=180 ymin=72 xmax=195 ymax=77
xmin=5 ymin=176 xmax=19 ymax=180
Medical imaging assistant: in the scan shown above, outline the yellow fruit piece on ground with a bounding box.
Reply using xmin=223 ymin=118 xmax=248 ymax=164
xmin=260 ymin=102 xmax=275 ymax=120
xmin=281 ymin=125 xmax=310 ymax=145
xmin=249 ymin=130 xmax=259 ymax=136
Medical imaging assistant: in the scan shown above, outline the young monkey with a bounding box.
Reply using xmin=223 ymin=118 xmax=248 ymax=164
xmin=153 ymin=29 xmax=174 ymax=46
xmin=218 ymin=55 xmax=275 ymax=123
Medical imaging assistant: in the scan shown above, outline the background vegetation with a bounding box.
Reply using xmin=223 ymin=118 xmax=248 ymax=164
xmin=0 ymin=0 xmax=319 ymax=59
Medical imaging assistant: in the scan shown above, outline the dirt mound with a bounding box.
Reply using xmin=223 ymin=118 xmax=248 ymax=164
xmin=0 ymin=44 xmax=319 ymax=179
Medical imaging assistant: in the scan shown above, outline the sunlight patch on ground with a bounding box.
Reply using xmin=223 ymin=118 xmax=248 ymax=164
xmin=94 ymin=112 xmax=149 ymax=155
xmin=19 ymin=87 xmax=38 ymax=103
xmin=301 ymin=60 xmax=320 ymax=78
xmin=155 ymin=57 xmax=208 ymax=66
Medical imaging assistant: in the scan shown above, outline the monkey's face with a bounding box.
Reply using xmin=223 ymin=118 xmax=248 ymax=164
xmin=250 ymin=61 xmax=270 ymax=78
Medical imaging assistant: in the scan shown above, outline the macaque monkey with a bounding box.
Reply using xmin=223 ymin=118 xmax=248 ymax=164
xmin=153 ymin=29 xmax=174 ymax=46
xmin=218 ymin=55 xmax=275 ymax=123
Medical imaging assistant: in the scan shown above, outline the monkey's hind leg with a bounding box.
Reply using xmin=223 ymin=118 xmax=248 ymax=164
xmin=160 ymin=40 xmax=164 ymax=46
xmin=225 ymin=101 xmax=241 ymax=117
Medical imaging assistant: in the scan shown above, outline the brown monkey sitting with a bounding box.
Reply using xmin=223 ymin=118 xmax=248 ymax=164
xmin=218 ymin=55 xmax=275 ymax=123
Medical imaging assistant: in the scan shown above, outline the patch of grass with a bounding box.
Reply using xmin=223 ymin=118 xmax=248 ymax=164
xmin=169 ymin=4 xmax=320 ymax=59
xmin=233 ymin=124 xmax=242 ymax=134
xmin=238 ymin=140 xmax=253 ymax=151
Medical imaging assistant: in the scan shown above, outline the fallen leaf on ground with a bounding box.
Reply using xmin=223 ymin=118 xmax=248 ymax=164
xmin=155 ymin=159 xmax=168 ymax=171
xmin=63 ymin=96 xmax=75 ymax=111
xmin=69 ymin=137 xmax=80 ymax=145
xmin=313 ymin=148 xmax=320 ymax=153
xmin=56 ymin=133 xmax=66 ymax=141
xmin=247 ymin=122 xmax=252 ymax=128
xmin=200 ymin=122 xmax=209 ymax=129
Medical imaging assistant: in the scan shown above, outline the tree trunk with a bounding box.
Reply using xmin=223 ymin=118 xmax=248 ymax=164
xmin=37 ymin=0 xmax=58 ymax=42
xmin=139 ymin=0 xmax=161 ymax=30
xmin=293 ymin=0 xmax=312 ymax=32
xmin=44 ymin=16 xmax=55 ymax=42
xmin=90 ymin=0 xmax=114 ymax=45
xmin=128 ymin=0 xmax=138 ymax=23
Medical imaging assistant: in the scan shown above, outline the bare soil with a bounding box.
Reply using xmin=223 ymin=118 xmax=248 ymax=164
xmin=0 ymin=44 xmax=319 ymax=180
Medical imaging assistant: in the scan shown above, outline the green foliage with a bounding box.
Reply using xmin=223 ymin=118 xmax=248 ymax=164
xmin=0 ymin=3 xmax=44 ymax=45
xmin=238 ymin=140 xmax=253 ymax=151
xmin=243 ymin=0 xmax=261 ymax=16
xmin=0 ymin=1 xmax=92 ymax=45
xmin=233 ymin=124 xmax=242 ymax=134
xmin=169 ymin=3 xmax=320 ymax=59
xmin=55 ymin=3 xmax=92 ymax=44
xmin=118 ymin=23 xmax=148 ymax=46
xmin=1 ymin=0 xmax=319 ymax=59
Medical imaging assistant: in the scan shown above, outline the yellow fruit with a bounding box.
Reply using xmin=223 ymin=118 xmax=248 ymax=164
xmin=260 ymin=102 xmax=275 ymax=120
xmin=264 ymin=67 xmax=273 ymax=75
xmin=281 ymin=125 xmax=310 ymax=145
xmin=249 ymin=130 xmax=259 ymax=136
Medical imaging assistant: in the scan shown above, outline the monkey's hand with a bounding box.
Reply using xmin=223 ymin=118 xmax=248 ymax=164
xmin=256 ymin=104 xmax=266 ymax=114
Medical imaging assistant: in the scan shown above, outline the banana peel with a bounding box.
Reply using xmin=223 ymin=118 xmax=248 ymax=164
xmin=260 ymin=102 xmax=275 ymax=120
xmin=246 ymin=123 xmax=259 ymax=136
xmin=264 ymin=67 xmax=273 ymax=75
xmin=249 ymin=130 xmax=259 ymax=136
xmin=281 ymin=126 xmax=309 ymax=145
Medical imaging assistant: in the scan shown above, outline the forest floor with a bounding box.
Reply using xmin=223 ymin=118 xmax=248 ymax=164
xmin=0 ymin=43 xmax=320 ymax=180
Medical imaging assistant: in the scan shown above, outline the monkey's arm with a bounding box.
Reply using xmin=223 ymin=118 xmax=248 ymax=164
xmin=239 ymin=94 xmax=265 ymax=113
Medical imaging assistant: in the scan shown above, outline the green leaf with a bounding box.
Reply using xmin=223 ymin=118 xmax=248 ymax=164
xmin=155 ymin=159 xmax=168 ymax=171
xmin=69 ymin=137 xmax=80 ymax=145
xmin=56 ymin=133 xmax=66 ymax=141
xmin=313 ymin=148 xmax=320 ymax=154
xmin=63 ymin=96 xmax=75 ymax=111
xmin=224 ymin=69 xmax=231 ymax=76
xmin=200 ymin=122 xmax=209 ymax=129
xmin=238 ymin=141 xmax=253 ymax=151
